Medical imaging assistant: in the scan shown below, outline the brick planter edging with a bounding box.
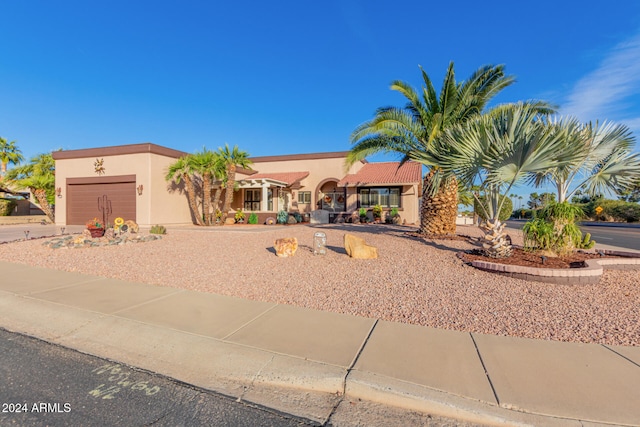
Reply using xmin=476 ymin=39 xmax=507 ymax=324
xmin=458 ymin=249 xmax=640 ymax=284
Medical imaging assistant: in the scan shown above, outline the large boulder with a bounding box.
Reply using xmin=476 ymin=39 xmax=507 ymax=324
xmin=274 ymin=237 xmax=298 ymax=257
xmin=344 ymin=234 xmax=378 ymax=259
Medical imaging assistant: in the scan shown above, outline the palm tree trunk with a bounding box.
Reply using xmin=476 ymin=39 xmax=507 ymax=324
xmin=212 ymin=186 xmax=222 ymax=221
xmin=183 ymin=174 xmax=204 ymax=226
xmin=31 ymin=188 xmax=55 ymax=223
xmin=203 ymin=172 xmax=212 ymax=225
xmin=419 ymin=171 xmax=458 ymax=235
xmin=479 ymin=219 xmax=513 ymax=258
xmin=219 ymin=165 xmax=236 ymax=226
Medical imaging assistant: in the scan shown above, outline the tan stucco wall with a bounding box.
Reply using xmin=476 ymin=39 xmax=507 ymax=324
xmin=249 ymin=155 xmax=364 ymax=213
xmin=55 ymin=152 xmax=192 ymax=227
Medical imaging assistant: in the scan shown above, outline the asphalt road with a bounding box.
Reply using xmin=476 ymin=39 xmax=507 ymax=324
xmin=505 ymin=220 xmax=640 ymax=251
xmin=0 ymin=329 xmax=310 ymax=427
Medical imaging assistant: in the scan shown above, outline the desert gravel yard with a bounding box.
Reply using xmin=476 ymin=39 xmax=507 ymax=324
xmin=1 ymin=224 xmax=638 ymax=346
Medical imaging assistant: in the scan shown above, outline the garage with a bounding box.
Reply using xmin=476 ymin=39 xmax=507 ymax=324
xmin=66 ymin=175 xmax=136 ymax=226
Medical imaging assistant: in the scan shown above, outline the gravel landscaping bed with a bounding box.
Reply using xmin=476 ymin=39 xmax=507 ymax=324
xmin=1 ymin=224 xmax=638 ymax=346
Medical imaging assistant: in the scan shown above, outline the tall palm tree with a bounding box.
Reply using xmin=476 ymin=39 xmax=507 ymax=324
xmin=165 ymin=155 xmax=205 ymax=226
xmin=218 ymin=144 xmax=252 ymax=225
xmin=412 ymin=103 xmax=570 ymax=257
xmin=348 ymin=62 xmax=518 ymax=235
xmin=534 ymin=119 xmax=640 ymax=202
xmin=189 ymin=149 xmax=224 ymax=225
xmin=5 ymin=153 xmax=56 ymax=222
xmin=0 ymin=137 xmax=24 ymax=175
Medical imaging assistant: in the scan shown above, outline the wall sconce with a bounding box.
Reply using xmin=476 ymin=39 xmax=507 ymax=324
xmin=137 ymin=184 xmax=144 ymax=196
xmin=56 ymin=187 xmax=62 ymax=198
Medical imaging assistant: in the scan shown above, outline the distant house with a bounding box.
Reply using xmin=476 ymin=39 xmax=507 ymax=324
xmin=53 ymin=143 xmax=422 ymax=226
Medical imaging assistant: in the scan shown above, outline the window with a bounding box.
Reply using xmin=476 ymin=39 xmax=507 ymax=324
xmin=298 ymin=191 xmax=311 ymax=204
xmin=244 ymin=189 xmax=261 ymax=211
xmin=358 ymin=187 xmax=401 ymax=208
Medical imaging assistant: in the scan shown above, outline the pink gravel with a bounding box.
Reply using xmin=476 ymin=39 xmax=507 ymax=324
xmin=1 ymin=224 xmax=638 ymax=346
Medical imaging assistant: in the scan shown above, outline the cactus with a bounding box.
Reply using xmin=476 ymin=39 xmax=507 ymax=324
xmin=277 ymin=210 xmax=288 ymax=224
xmin=248 ymin=212 xmax=258 ymax=224
xmin=150 ymin=225 xmax=167 ymax=235
xmin=579 ymin=232 xmax=595 ymax=249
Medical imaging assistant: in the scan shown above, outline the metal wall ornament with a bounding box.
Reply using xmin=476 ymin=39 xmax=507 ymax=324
xmin=94 ymin=158 xmax=105 ymax=175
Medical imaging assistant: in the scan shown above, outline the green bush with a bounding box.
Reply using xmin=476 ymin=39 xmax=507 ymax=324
xmin=522 ymin=202 xmax=594 ymax=254
xmin=292 ymin=212 xmax=302 ymax=223
xmin=474 ymin=195 xmax=513 ymax=222
xmin=248 ymin=212 xmax=258 ymax=224
xmin=0 ymin=198 xmax=17 ymax=216
xmin=150 ymin=224 xmax=167 ymax=234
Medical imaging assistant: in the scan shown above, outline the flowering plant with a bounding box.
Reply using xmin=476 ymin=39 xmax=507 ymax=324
xmin=86 ymin=217 xmax=103 ymax=229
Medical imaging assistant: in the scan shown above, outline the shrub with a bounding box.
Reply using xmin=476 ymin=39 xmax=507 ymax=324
xmin=277 ymin=210 xmax=288 ymax=224
xmin=248 ymin=212 xmax=258 ymax=224
xmin=150 ymin=224 xmax=167 ymax=234
xmin=292 ymin=212 xmax=302 ymax=223
xmin=372 ymin=204 xmax=383 ymax=219
xmin=0 ymin=198 xmax=17 ymax=216
xmin=522 ymin=202 xmax=594 ymax=254
xmin=234 ymin=209 xmax=245 ymax=223
xmin=474 ymin=195 xmax=512 ymax=222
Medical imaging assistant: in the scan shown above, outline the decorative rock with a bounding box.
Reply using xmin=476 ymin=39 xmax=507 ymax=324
xmin=124 ymin=220 xmax=139 ymax=233
xmin=274 ymin=237 xmax=298 ymax=257
xmin=344 ymin=234 xmax=378 ymax=259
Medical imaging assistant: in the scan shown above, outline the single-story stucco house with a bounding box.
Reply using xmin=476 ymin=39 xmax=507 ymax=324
xmin=52 ymin=143 xmax=422 ymax=227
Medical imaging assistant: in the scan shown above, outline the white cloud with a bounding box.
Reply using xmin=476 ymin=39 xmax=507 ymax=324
xmin=562 ymin=32 xmax=640 ymax=134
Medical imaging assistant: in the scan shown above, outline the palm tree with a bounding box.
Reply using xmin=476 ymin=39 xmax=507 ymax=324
xmin=534 ymin=119 xmax=640 ymax=202
xmin=412 ymin=103 xmax=570 ymax=257
xmin=348 ymin=62 xmax=518 ymax=235
xmin=0 ymin=137 xmax=24 ymax=175
xmin=189 ymin=149 xmax=224 ymax=225
xmin=5 ymin=153 xmax=56 ymax=222
xmin=165 ymin=155 xmax=205 ymax=226
xmin=218 ymin=144 xmax=252 ymax=225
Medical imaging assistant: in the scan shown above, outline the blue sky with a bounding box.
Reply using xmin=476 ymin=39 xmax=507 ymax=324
xmin=2 ymin=1 xmax=640 ymax=199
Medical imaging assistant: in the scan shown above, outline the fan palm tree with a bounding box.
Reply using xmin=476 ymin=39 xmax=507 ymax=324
xmin=534 ymin=119 xmax=640 ymax=202
xmin=348 ymin=62 xmax=519 ymax=235
xmin=0 ymin=137 xmax=24 ymax=175
xmin=5 ymin=153 xmax=56 ymax=222
xmin=411 ymin=102 xmax=570 ymax=257
xmin=165 ymin=155 xmax=205 ymax=226
xmin=218 ymin=144 xmax=252 ymax=225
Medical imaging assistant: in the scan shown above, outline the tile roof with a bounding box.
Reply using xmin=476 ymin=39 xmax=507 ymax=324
xmin=247 ymin=171 xmax=310 ymax=185
xmin=338 ymin=162 xmax=422 ymax=187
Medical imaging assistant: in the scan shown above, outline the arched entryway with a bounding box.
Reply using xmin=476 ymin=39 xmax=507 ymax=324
xmin=316 ymin=178 xmax=345 ymax=212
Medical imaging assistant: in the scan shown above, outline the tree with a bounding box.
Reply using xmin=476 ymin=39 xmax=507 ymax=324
xmin=189 ymin=149 xmax=224 ymax=225
xmin=5 ymin=153 xmax=55 ymax=222
xmin=165 ymin=156 xmax=205 ymax=226
xmin=0 ymin=137 xmax=24 ymax=175
xmin=411 ymin=103 xmax=569 ymax=257
xmin=527 ymin=192 xmax=556 ymax=209
xmin=533 ymin=119 xmax=640 ymax=202
xmin=348 ymin=62 xmax=519 ymax=235
xmin=218 ymin=144 xmax=251 ymax=225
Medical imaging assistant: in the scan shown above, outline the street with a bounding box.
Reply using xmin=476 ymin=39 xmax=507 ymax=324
xmin=505 ymin=220 xmax=640 ymax=251
xmin=0 ymin=328 xmax=309 ymax=427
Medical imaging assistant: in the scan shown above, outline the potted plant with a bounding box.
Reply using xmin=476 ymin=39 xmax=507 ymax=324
xmin=390 ymin=207 xmax=401 ymax=224
xmin=372 ymin=204 xmax=383 ymax=223
xmin=86 ymin=217 xmax=105 ymax=238
xmin=234 ymin=208 xmax=245 ymax=223
xmin=359 ymin=207 xmax=368 ymax=223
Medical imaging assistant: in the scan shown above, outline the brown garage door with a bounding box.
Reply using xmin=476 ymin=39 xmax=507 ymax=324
xmin=67 ymin=176 xmax=136 ymax=226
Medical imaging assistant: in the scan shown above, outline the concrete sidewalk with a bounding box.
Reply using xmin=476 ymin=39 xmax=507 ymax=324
xmin=1 ymin=261 xmax=639 ymax=426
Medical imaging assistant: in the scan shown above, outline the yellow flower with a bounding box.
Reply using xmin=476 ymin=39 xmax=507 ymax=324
xmin=114 ymin=217 xmax=124 ymax=226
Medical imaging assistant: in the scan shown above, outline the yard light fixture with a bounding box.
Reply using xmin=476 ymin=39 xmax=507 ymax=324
xmin=137 ymin=184 xmax=143 ymax=196
xmin=540 ymin=255 xmax=547 ymax=265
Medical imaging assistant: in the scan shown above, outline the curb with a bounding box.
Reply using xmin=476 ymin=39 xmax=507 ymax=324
xmin=460 ymin=250 xmax=640 ymax=284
